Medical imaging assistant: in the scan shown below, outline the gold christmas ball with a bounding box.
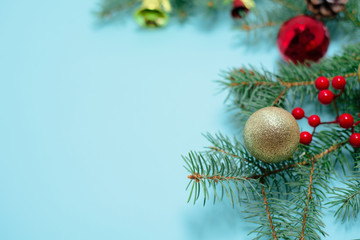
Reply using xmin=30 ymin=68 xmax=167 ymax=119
xmin=243 ymin=107 xmax=300 ymax=163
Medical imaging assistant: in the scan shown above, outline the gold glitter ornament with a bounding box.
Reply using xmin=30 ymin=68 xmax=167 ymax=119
xmin=243 ymin=107 xmax=300 ymax=163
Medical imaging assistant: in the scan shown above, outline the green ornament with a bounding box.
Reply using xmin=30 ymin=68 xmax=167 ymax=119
xmin=243 ymin=107 xmax=300 ymax=163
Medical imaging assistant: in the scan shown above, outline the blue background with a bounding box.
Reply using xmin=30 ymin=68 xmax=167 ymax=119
xmin=0 ymin=0 xmax=359 ymax=239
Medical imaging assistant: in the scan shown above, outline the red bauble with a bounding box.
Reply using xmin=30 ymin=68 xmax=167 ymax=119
xmin=308 ymin=115 xmax=321 ymax=127
xmin=277 ymin=15 xmax=330 ymax=63
xmin=315 ymin=76 xmax=329 ymax=90
xmin=338 ymin=113 xmax=354 ymax=129
xmin=292 ymin=107 xmax=305 ymax=119
xmin=231 ymin=0 xmax=249 ymax=19
xmin=318 ymin=90 xmax=334 ymax=105
xmin=300 ymin=131 xmax=312 ymax=145
xmin=349 ymin=133 xmax=360 ymax=148
xmin=332 ymin=76 xmax=346 ymax=90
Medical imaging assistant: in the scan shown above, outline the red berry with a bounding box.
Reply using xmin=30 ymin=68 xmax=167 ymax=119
xmin=318 ymin=90 xmax=334 ymax=105
xmin=349 ymin=133 xmax=360 ymax=148
xmin=315 ymin=76 xmax=329 ymax=90
xmin=332 ymin=76 xmax=346 ymax=90
xmin=292 ymin=108 xmax=305 ymax=120
xmin=300 ymin=131 xmax=312 ymax=145
xmin=308 ymin=115 xmax=321 ymax=127
xmin=338 ymin=113 xmax=354 ymax=129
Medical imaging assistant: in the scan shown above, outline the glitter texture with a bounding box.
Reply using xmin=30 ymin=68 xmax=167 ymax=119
xmin=243 ymin=107 xmax=300 ymax=163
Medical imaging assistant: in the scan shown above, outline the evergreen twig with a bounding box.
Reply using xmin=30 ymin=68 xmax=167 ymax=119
xmin=300 ymin=159 xmax=315 ymax=240
xmin=261 ymin=184 xmax=278 ymax=240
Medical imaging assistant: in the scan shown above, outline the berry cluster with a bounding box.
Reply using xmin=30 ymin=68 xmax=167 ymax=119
xmin=292 ymin=76 xmax=360 ymax=148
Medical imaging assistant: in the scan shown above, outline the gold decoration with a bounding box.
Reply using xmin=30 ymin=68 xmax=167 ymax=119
xmin=243 ymin=0 xmax=255 ymax=9
xmin=134 ymin=0 xmax=171 ymax=28
xmin=243 ymin=107 xmax=300 ymax=163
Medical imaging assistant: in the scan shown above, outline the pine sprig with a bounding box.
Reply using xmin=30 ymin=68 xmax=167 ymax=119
xmin=328 ymin=178 xmax=360 ymax=222
xmin=222 ymin=43 xmax=360 ymax=119
xmin=327 ymin=149 xmax=360 ymax=222
xmin=183 ymin=151 xmax=261 ymax=206
xmin=184 ymin=127 xmax=354 ymax=238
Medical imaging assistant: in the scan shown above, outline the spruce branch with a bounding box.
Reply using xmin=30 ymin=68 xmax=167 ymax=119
xmin=222 ymin=43 xmax=360 ymax=118
xmin=261 ymin=184 xmax=278 ymax=240
xmin=185 ymin=128 xmax=352 ymax=238
xmin=183 ymin=149 xmax=260 ymax=206
xmin=185 ymin=133 xmax=348 ymax=206
xmin=328 ymin=151 xmax=360 ymax=222
xmin=272 ymin=0 xmax=303 ymax=13
xmin=300 ymin=159 xmax=315 ymax=240
xmin=329 ymin=179 xmax=360 ymax=222
xmin=240 ymin=21 xmax=280 ymax=31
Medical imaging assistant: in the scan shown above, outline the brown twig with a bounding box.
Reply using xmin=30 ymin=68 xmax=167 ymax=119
xmin=278 ymin=81 xmax=314 ymax=88
xmin=241 ymin=21 xmax=280 ymax=31
xmin=272 ymin=88 xmax=287 ymax=105
xmin=344 ymin=188 xmax=360 ymax=204
xmin=299 ymin=159 xmax=315 ymax=240
xmin=229 ymin=81 xmax=277 ymax=87
xmin=188 ymin=142 xmax=345 ymax=183
xmin=261 ymin=183 xmax=279 ymax=240
xmin=343 ymin=72 xmax=358 ymax=78
xmin=229 ymin=72 xmax=358 ymax=88
xmin=187 ymin=172 xmax=248 ymax=183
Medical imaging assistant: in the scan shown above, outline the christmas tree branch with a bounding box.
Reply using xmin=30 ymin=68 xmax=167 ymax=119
xmin=187 ymin=172 xmax=249 ymax=182
xmin=185 ymin=133 xmax=323 ymax=205
xmin=300 ymin=160 xmax=315 ymax=240
xmin=272 ymin=0 xmax=303 ymax=13
xmin=329 ymin=182 xmax=360 ymax=221
xmin=185 ymin=128 xmax=351 ymax=238
xmin=345 ymin=8 xmax=360 ymax=27
xmin=328 ymin=148 xmax=360 ymax=222
xmin=203 ymin=140 xmax=345 ymax=180
xmin=222 ymin=43 xmax=360 ymax=117
xmin=261 ymin=184 xmax=279 ymax=240
xmin=240 ymin=21 xmax=280 ymax=31
xmin=272 ymin=88 xmax=287 ymax=105
xmin=208 ymin=146 xmax=244 ymax=160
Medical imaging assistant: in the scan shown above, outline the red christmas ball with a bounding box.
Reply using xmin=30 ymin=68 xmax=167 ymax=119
xmin=318 ymin=89 xmax=334 ymax=105
xmin=315 ymin=76 xmax=329 ymax=90
xmin=349 ymin=133 xmax=360 ymax=148
xmin=231 ymin=0 xmax=250 ymax=19
xmin=292 ymin=107 xmax=305 ymax=119
xmin=338 ymin=113 xmax=354 ymax=128
xmin=332 ymin=76 xmax=346 ymax=90
xmin=277 ymin=15 xmax=330 ymax=64
xmin=300 ymin=131 xmax=312 ymax=145
xmin=308 ymin=115 xmax=321 ymax=127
